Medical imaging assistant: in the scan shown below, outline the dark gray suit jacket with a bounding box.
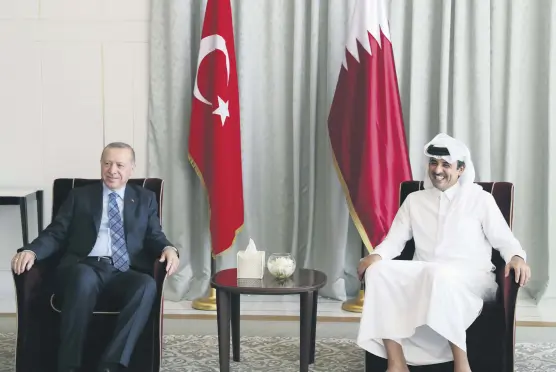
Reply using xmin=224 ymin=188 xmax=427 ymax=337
xmin=25 ymin=182 xmax=173 ymax=271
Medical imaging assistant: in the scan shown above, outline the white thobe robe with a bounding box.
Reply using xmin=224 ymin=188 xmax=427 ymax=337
xmin=357 ymin=182 xmax=527 ymax=365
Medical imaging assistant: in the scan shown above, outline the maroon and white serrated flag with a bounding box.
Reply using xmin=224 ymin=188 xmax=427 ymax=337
xmin=328 ymin=0 xmax=412 ymax=252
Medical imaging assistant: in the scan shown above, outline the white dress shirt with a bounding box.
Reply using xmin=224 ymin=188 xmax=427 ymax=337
xmin=370 ymin=183 xmax=526 ymax=272
xmin=89 ymin=183 xmax=125 ymax=257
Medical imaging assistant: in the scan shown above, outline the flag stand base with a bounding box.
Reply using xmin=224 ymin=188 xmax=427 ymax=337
xmin=342 ymin=289 xmax=365 ymax=313
xmin=192 ymin=257 xmax=217 ymax=311
xmin=342 ymin=240 xmax=367 ymax=313
xmin=192 ymin=287 xmax=217 ymax=311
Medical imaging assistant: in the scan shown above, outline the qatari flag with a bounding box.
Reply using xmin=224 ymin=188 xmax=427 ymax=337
xmin=328 ymin=0 xmax=412 ymax=251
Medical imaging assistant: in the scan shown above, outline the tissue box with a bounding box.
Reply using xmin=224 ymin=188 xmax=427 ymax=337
xmin=237 ymin=241 xmax=265 ymax=279
xmin=237 ymin=278 xmax=264 ymax=287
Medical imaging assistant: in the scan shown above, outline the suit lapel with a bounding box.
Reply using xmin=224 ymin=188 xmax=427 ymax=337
xmin=123 ymin=185 xmax=138 ymax=242
xmin=92 ymin=182 xmax=103 ymax=234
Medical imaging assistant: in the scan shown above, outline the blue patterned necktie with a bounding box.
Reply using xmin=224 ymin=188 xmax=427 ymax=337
xmin=108 ymin=192 xmax=130 ymax=271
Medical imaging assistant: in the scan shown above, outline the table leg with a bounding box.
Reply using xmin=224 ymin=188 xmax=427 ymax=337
xmin=299 ymin=291 xmax=313 ymax=372
xmin=36 ymin=190 xmax=44 ymax=232
xmin=231 ymin=293 xmax=240 ymax=362
xmin=310 ymin=290 xmax=318 ymax=364
xmin=18 ymin=197 xmax=29 ymax=245
xmin=216 ymin=289 xmax=231 ymax=372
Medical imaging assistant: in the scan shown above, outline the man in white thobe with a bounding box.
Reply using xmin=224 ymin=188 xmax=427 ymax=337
xmin=356 ymin=133 xmax=531 ymax=372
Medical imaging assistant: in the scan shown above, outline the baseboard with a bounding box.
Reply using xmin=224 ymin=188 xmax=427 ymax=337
xmin=536 ymin=296 xmax=556 ymax=308
xmin=1 ymin=311 xmax=554 ymax=327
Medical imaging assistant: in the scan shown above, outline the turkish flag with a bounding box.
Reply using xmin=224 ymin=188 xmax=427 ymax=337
xmin=188 ymin=0 xmax=244 ymax=256
xmin=328 ymin=0 xmax=412 ymax=251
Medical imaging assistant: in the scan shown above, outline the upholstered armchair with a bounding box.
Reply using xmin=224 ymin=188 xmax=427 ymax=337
xmin=12 ymin=178 xmax=167 ymax=372
xmin=365 ymin=181 xmax=520 ymax=372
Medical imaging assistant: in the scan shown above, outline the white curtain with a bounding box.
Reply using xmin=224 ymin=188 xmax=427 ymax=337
xmin=148 ymin=0 xmax=556 ymax=303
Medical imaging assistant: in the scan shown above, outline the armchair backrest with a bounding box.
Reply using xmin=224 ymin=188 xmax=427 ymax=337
xmin=397 ymin=181 xmax=514 ymax=271
xmin=51 ymin=178 xmax=165 ymax=223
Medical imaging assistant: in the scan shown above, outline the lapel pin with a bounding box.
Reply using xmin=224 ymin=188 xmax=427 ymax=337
xmin=131 ymin=199 xmax=135 ymax=203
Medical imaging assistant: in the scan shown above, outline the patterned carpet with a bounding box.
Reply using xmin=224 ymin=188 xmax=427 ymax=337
xmin=0 ymin=333 xmax=555 ymax=371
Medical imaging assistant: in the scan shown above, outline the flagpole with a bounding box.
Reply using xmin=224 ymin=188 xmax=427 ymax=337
xmin=341 ymin=240 xmax=365 ymax=313
xmin=191 ymin=256 xmax=217 ymax=311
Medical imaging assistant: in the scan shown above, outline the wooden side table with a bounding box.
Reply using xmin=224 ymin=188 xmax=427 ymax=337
xmin=211 ymin=268 xmax=327 ymax=372
xmin=0 ymin=189 xmax=44 ymax=245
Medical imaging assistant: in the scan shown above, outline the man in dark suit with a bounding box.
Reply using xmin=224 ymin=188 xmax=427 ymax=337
xmin=11 ymin=142 xmax=180 ymax=372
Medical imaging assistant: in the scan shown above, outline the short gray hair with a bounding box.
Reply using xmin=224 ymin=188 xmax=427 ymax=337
xmin=102 ymin=142 xmax=136 ymax=163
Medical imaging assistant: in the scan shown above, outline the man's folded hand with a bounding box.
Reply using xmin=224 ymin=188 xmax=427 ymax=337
xmin=505 ymin=255 xmax=531 ymax=287
xmin=159 ymin=247 xmax=180 ymax=276
xmin=11 ymin=251 xmax=36 ymax=275
xmin=357 ymin=254 xmax=382 ymax=281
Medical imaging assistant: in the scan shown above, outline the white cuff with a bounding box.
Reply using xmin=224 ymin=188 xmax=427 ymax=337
xmin=163 ymin=246 xmax=178 ymax=254
xmin=22 ymin=250 xmax=37 ymax=259
xmin=506 ymin=252 xmax=526 ymax=264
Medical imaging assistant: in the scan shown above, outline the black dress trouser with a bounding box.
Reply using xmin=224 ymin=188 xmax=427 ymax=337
xmin=56 ymin=257 xmax=157 ymax=371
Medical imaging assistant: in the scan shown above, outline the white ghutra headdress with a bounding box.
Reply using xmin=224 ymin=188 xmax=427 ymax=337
xmin=422 ymin=133 xmax=476 ymax=189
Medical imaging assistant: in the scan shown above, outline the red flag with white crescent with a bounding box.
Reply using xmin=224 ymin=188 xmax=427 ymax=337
xmin=188 ymin=0 xmax=244 ymax=256
xmin=328 ymin=0 xmax=412 ymax=251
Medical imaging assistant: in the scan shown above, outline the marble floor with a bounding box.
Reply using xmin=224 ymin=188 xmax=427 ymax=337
xmin=1 ymin=334 xmax=555 ymax=372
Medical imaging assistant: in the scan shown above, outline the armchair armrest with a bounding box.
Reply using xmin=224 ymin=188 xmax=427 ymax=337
xmin=13 ymin=254 xmax=60 ymax=312
xmin=496 ymin=268 xmax=520 ymax=325
xmin=12 ymin=254 xmax=61 ymax=371
xmin=152 ymin=259 xmax=167 ymax=290
xmin=496 ymin=267 xmax=520 ymax=370
xmin=13 ymin=265 xmax=44 ymax=320
xmin=151 ymin=259 xmax=167 ymax=339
